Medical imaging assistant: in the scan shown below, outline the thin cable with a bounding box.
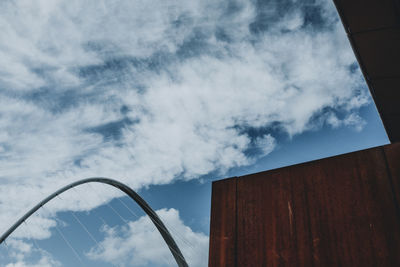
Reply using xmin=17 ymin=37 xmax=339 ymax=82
xmin=2 ymin=240 xmax=15 ymax=267
xmin=31 ymin=237 xmax=42 ymax=255
xmin=90 ymin=188 xmax=176 ymax=265
xmin=141 ymin=190 xmax=195 ymax=248
xmin=158 ymin=213 xmax=196 ymax=252
xmin=115 ymin=197 xmax=175 ymax=265
xmin=2 ymin=240 xmax=10 ymax=259
xmin=106 ymin=202 xmax=129 ymax=224
xmin=22 ymin=221 xmax=44 ymax=256
xmin=40 ymin=204 xmax=84 ymax=267
xmin=70 ymin=212 xmax=103 ymax=250
xmin=0 ymin=178 xmax=188 ymax=267
xmin=87 ymin=183 xmax=129 ymax=224
xmin=116 ymin=197 xmax=175 ymax=266
xmin=126 ymin=190 xmax=195 ymax=252
xmin=117 ymin=196 xmax=195 ymax=252
xmin=71 ymin=186 xmax=108 ymax=226
xmin=116 ymin=197 xmax=140 ymax=218
xmin=54 ymin=219 xmax=85 ymax=267
xmin=89 ymin=184 xmax=187 ymax=264
xmin=21 ymin=189 xmax=48 ymax=257
xmin=62 ymin=187 xmax=116 ymax=267
xmin=55 ymin=194 xmax=104 ymax=247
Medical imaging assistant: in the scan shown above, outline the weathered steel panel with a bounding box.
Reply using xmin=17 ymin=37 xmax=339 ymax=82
xmin=236 ymin=166 xmax=313 ymax=267
xmin=208 ymin=178 xmax=237 ymax=267
xmin=209 ymin=144 xmax=400 ymax=266
xmin=300 ymin=147 xmax=400 ymax=266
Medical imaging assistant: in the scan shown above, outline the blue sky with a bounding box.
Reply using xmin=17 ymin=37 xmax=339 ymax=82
xmin=0 ymin=0 xmax=389 ymax=266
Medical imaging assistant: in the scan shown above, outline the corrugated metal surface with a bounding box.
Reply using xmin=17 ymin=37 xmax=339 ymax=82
xmin=209 ymin=143 xmax=400 ymax=266
xmin=333 ymin=0 xmax=400 ymax=142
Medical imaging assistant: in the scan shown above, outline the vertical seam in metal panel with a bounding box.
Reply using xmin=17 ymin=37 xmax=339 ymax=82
xmin=303 ymin=177 xmax=315 ymax=267
xmin=234 ymin=177 xmax=238 ymax=267
xmin=381 ymin=146 xmax=400 ymax=225
xmin=289 ymin=175 xmax=299 ymax=264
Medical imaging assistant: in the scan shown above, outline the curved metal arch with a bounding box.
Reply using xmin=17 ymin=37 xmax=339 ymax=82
xmin=0 ymin=177 xmax=188 ymax=267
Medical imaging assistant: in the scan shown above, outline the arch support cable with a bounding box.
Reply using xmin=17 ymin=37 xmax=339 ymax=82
xmin=0 ymin=177 xmax=188 ymax=267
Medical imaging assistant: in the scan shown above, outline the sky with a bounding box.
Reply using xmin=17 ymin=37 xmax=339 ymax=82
xmin=0 ymin=0 xmax=390 ymax=266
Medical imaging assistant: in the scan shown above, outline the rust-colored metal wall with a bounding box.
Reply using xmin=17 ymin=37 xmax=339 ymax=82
xmin=209 ymin=143 xmax=400 ymax=266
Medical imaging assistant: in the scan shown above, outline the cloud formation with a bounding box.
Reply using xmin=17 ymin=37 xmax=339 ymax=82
xmin=2 ymin=239 xmax=60 ymax=267
xmin=0 ymin=0 xmax=370 ymax=257
xmin=87 ymin=208 xmax=209 ymax=267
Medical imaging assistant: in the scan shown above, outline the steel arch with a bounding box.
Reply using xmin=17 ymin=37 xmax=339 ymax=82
xmin=0 ymin=177 xmax=188 ymax=267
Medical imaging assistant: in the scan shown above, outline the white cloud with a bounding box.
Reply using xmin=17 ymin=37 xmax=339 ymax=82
xmin=87 ymin=208 xmax=209 ymax=267
xmin=3 ymin=239 xmax=61 ymax=267
xmin=5 ymin=255 xmax=60 ymax=267
xmin=0 ymin=0 xmax=370 ymax=251
xmin=254 ymin=134 xmax=276 ymax=156
xmin=343 ymin=113 xmax=367 ymax=132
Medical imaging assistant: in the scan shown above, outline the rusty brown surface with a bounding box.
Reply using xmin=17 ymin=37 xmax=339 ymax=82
xmin=208 ymin=178 xmax=237 ymax=267
xmin=333 ymin=0 xmax=400 ymax=142
xmin=209 ymin=144 xmax=400 ymax=266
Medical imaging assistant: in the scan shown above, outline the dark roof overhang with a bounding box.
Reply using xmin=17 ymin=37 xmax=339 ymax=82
xmin=333 ymin=0 xmax=400 ymax=142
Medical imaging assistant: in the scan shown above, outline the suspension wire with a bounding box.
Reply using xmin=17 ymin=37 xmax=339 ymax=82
xmin=0 ymin=179 xmax=188 ymax=267
xmin=117 ymin=193 xmax=189 ymax=266
xmin=133 ymin=189 xmax=196 ymax=253
xmin=140 ymin=190 xmax=188 ymax=243
xmin=156 ymin=208 xmax=196 ymax=251
xmin=24 ymin=211 xmax=69 ymax=267
xmin=115 ymin=197 xmax=141 ymax=218
xmin=53 ymin=217 xmax=85 ymax=267
xmin=88 ymin=183 xmax=188 ymax=264
xmin=71 ymin=212 xmax=103 ymax=250
xmin=23 ymin=193 xmax=101 ymax=267
xmin=157 ymin=211 xmax=196 ymax=252
xmin=91 ymin=188 xmax=196 ymax=255
xmin=2 ymin=240 xmax=16 ymax=267
xmin=114 ymin=197 xmax=177 ymax=265
xmin=87 ymin=183 xmax=129 ymax=224
xmin=22 ymin=220 xmax=45 ymax=259
xmin=86 ymin=184 xmax=174 ymax=265
xmin=40 ymin=204 xmax=85 ymax=267
xmin=55 ymin=194 xmax=103 ymax=249
xmin=27 ymin=187 xmax=74 ymax=265
xmin=59 ymin=187 xmax=120 ymax=267
xmin=107 ymin=202 xmax=129 ymax=223
xmin=116 ymin=197 xmax=180 ymax=266
xmin=91 ymin=179 xmax=189 ymax=265
xmin=71 ymin=186 xmax=108 ymax=227
xmin=87 ymin=185 xmax=175 ymax=266
xmin=66 ymin=186 xmax=120 ymax=267
xmin=2 ymin=239 xmax=10 ymax=260
xmin=117 ymin=196 xmax=196 ymax=253
xmin=29 ymin=235 xmax=42 ymax=255
xmin=70 ymin=212 xmax=118 ymax=267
